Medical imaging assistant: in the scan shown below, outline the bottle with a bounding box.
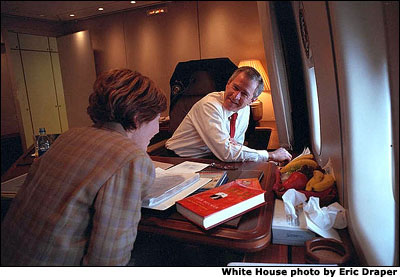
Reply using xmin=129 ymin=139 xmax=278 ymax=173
xmin=37 ymin=128 xmax=50 ymax=157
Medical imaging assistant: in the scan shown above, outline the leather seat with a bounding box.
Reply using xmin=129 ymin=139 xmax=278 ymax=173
xmin=169 ymin=58 xmax=238 ymax=134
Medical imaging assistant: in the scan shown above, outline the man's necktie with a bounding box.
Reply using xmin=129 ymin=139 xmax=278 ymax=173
xmin=229 ymin=112 xmax=238 ymax=138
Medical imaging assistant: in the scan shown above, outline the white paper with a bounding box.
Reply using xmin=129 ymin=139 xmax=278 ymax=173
xmin=291 ymin=147 xmax=311 ymax=162
xmin=143 ymin=178 xmax=211 ymax=210
xmin=1 ymin=173 xmax=28 ymax=197
xmin=166 ymin=161 xmax=209 ymax=173
xmin=153 ymin=161 xmax=174 ymax=170
xmin=143 ymin=168 xmax=200 ymax=207
xmin=322 ymin=158 xmax=336 ymax=180
xmin=142 ymin=161 xmax=210 ymax=209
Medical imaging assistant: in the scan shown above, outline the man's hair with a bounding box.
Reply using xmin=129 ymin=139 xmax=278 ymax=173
xmin=227 ymin=66 xmax=264 ymax=98
xmin=87 ymin=68 xmax=167 ymax=130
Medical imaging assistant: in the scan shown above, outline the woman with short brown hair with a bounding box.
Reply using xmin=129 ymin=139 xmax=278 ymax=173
xmin=1 ymin=69 xmax=167 ymax=266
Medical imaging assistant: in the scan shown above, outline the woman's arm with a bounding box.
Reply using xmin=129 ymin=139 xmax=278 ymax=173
xmin=82 ymin=155 xmax=154 ymax=266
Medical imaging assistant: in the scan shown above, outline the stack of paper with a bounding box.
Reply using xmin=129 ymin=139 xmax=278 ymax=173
xmin=142 ymin=161 xmax=211 ymax=210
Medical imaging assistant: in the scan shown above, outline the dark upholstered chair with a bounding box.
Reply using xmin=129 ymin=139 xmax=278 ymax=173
xmin=147 ymin=57 xmax=271 ymax=156
xmin=168 ymin=58 xmax=238 ymax=134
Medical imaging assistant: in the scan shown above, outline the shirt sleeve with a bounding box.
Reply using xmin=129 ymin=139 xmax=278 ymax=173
xmin=82 ymin=155 xmax=155 ymax=266
xmin=192 ymin=101 xmax=269 ymax=162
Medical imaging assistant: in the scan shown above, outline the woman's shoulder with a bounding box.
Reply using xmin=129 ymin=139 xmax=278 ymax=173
xmin=59 ymin=126 xmax=148 ymax=158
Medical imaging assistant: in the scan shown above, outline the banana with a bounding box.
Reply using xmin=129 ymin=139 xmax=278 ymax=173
xmin=293 ymin=154 xmax=314 ymax=161
xmin=311 ymin=173 xmax=335 ymax=192
xmin=280 ymin=158 xmax=318 ymax=173
xmin=305 ymin=170 xmax=324 ymax=191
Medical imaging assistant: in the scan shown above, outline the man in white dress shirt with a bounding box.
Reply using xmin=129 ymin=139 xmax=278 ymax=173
xmin=165 ymin=66 xmax=292 ymax=163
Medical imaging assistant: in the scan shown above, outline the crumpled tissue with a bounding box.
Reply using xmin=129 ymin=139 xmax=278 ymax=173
xmin=282 ymin=189 xmax=307 ymax=225
xmin=281 ymin=189 xmax=347 ymax=241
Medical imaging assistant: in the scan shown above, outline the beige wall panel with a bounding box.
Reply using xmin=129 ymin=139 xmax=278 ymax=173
xmin=63 ymin=1 xmax=266 ymax=117
xmin=198 ymin=1 xmax=273 ymax=121
xmin=198 ymin=1 xmax=267 ymax=68
xmin=57 ymin=30 xmax=96 ymax=128
xmin=66 ymin=13 xmax=127 ymax=75
xmin=123 ymin=1 xmax=200 ymax=114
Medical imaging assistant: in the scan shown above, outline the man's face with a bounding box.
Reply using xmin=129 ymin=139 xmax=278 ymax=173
xmin=223 ymin=72 xmax=258 ymax=112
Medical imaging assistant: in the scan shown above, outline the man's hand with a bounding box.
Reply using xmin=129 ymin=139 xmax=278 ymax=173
xmin=268 ymin=147 xmax=292 ymax=162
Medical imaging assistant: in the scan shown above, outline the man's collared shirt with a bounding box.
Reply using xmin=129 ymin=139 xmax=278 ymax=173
xmin=165 ymin=91 xmax=269 ymax=162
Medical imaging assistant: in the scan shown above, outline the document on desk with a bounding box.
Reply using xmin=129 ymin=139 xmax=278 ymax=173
xmin=152 ymin=160 xmax=174 ymax=170
xmin=142 ymin=161 xmax=211 ymax=210
xmin=165 ymin=161 xmax=210 ymax=174
xmin=1 ymin=173 xmax=28 ymax=198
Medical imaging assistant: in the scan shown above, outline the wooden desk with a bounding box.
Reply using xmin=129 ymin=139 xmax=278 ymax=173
xmin=1 ymin=148 xmax=359 ymax=266
xmin=1 ymin=145 xmax=35 ymax=182
xmin=140 ymin=156 xmax=277 ymax=253
xmin=1 ymin=148 xmax=276 ymax=253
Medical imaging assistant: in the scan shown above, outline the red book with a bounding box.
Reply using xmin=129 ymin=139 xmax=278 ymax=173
xmin=176 ymin=178 xmax=266 ymax=230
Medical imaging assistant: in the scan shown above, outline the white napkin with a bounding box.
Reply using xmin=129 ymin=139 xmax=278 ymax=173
xmin=282 ymin=189 xmax=307 ymax=225
xmin=303 ymin=197 xmax=347 ymax=241
xmin=281 ymin=191 xmax=347 ymax=241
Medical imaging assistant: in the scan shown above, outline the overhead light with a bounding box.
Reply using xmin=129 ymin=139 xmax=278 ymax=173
xmin=98 ymin=7 xmax=104 ymax=11
xmin=131 ymin=1 xmax=136 ymax=4
xmin=147 ymin=7 xmax=167 ymax=16
xmin=69 ymin=14 xmax=75 ymax=17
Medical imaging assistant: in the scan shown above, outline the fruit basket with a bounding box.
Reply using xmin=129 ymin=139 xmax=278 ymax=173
xmin=273 ymin=162 xmax=338 ymax=207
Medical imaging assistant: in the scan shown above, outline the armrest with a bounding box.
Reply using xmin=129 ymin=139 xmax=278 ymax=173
xmin=147 ymin=139 xmax=168 ymax=155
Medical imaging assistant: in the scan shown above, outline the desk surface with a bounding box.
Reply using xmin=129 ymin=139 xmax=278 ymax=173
xmin=140 ymin=156 xmax=277 ymax=252
xmin=1 ymin=148 xmax=277 ymax=253
xmin=1 ymin=146 xmax=359 ymax=265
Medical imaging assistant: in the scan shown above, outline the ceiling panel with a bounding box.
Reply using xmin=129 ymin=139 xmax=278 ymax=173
xmin=1 ymin=1 xmax=166 ymax=21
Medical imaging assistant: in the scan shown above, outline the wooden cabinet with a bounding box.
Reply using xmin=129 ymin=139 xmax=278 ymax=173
xmin=9 ymin=49 xmax=34 ymax=148
xmin=18 ymin=33 xmax=50 ymax=51
xmin=7 ymin=32 xmax=19 ymax=49
xmin=48 ymin=37 xmax=58 ymax=52
xmin=7 ymin=31 xmax=68 ymax=149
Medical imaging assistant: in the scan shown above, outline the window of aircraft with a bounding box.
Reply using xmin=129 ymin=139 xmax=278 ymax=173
xmin=307 ymin=66 xmax=321 ymax=155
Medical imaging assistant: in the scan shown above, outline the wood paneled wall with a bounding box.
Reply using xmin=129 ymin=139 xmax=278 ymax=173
xmin=2 ymin=1 xmax=270 ymax=134
xmin=64 ymin=1 xmax=267 ymax=115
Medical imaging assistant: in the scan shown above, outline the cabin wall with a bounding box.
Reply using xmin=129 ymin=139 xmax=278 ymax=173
xmin=328 ymin=2 xmax=397 ymax=266
xmin=258 ymin=1 xmax=398 ymax=266
xmin=2 ymin=1 xmax=275 ymax=143
xmin=63 ymin=1 xmax=269 ymax=117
